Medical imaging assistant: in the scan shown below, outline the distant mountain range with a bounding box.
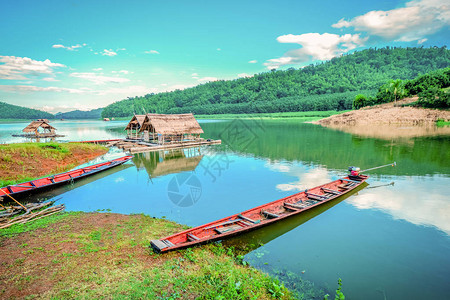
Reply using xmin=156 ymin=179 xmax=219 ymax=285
xmin=55 ymin=108 xmax=103 ymax=119
xmin=0 ymin=102 xmax=103 ymax=120
xmin=100 ymin=46 xmax=450 ymax=117
xmin=0 ymin=101 xmax=54 ymax=120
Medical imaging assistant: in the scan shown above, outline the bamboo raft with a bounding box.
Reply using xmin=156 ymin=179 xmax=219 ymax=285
xmin=151 ymin=175 xmax=369 ymax=253
xmin=110 ymin=139 xmax=221 ymax=154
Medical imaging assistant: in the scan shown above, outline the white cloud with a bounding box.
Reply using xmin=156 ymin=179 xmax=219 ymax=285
xmin=95 ymin=85 xmax=158 ymax=96
xmin=417 ymin=38 xmax=428 ymax=44
xmin=264 ymin=33 xmax=367 ymax=69
xmin=332 ymin=0 xmax=450 ymax=42
xmin=0 ymin=85 xmax=86 ymax=94
xmin=237 ymin=73 xmax=253 ymax=78
xmin=347 ymin=176 xmax=450 ymax=234
xmin=248 ymin=60 xmax=258 ymax=63
xmin=92 ymin=67 xmax=103 ymax=71
xmin=0 ymin=55 xmax=66 ymax=80
xmin=191 ymin=73 xmax=198 ymax=76
xmin=42 ymin=77 xmax=59 ymax=82
xmin=217 ymin=48 xmax=222 ymax=51
xmin=70 ymin=72 xmax=130 ymax=84
xmin=52 ymin=43 xmax=86 ymax=51
xmin=198 ymin=77 xmax=219 ymax=82
xmin=102 ymin=49 xmax=117 ymax=56
xmin=145 ymin=50 xmax=160 ymax=54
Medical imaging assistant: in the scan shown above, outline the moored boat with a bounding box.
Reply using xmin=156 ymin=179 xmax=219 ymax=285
xmin=151 ymin=175 xmax=368 ymax=253
xmin=0 ymin=156 xmax=133 ymax=199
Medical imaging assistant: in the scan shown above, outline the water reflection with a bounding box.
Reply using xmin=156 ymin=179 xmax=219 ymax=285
xmin=132 ymin=148 xmax=203 ymax=179
xmin=224 ymin=183 xmax=368 ymax=255
xmin=347 ymin=175 xmax=450 ymax=235
xmin=321 ymin=123 xmax=450 ymax=140
xmin=17 ymin=163 xmax=133 ymax=204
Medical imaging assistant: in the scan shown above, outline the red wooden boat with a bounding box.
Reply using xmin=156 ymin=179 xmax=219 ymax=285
xmin=151 ymin=175 xmax=368 ymax=253
xmin=0 ymin=156 xmax=133 ymax=199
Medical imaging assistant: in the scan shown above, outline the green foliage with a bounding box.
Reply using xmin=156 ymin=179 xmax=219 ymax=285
xmin=418 ymin=86 xmax=450 ymax=108
xmin=352 ymin=94 xmax=367 ymax=109
xmin=324 ymin=278 xmax=345 ymax=300
xmin=0 ymin=101 xmax=53 ymax=119
xmin=102 ymin=47 xmax=450 ymax=117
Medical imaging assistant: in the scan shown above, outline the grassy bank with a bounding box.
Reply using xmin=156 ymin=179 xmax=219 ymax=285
xmin=0 ymin=142 xmax=108 ymax=186
xmin=0 ymin=212 xmax=294 ymax=299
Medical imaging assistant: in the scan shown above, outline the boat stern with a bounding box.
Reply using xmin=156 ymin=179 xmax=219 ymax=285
xmin=150 ymin=239 xmax=173 ymax=253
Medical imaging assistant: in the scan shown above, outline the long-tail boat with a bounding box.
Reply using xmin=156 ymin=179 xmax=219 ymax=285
xmin=151 ymin=175 xmax=368 ymax=253
xmin=0 ymin=156 xmax=133 ymax=199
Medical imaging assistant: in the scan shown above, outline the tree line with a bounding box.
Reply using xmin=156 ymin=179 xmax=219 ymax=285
xmin=353 ymin=67 xmax=450 ymax=109
xmin=0 ymin=101 xmax=53 ymax=119
xmin=102 ymin=46 xmax=450 ymax=118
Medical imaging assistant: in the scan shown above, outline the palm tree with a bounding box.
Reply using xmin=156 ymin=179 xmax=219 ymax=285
xmin=388 ymin=79 xmax=405 ymax=103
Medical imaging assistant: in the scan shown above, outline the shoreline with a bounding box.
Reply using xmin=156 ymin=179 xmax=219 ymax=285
xmin=0 ymin=211 xmax=297 ymax=299
xmin=0 ymin=142 xmax=108 ymax=187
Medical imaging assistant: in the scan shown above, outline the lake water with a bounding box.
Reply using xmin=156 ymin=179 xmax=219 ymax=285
xmin=1 ymin=119 xmax=449 ymax=299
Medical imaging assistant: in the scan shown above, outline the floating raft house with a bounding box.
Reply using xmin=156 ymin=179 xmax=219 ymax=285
xmin=112 ymin=113 xmax=220 ymax=153
xmin=12 ymin=120 xmax=64 ymax=138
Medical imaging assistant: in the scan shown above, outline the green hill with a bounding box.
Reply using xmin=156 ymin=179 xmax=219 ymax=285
xmin=55 ymin=108 xmax=103 ymax=119
xmin=102 ymin=46 xmax=450 ymax=118
xmin=0 ymin=101 xmax=54 ymax=120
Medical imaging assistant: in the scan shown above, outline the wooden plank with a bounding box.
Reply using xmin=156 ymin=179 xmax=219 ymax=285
xmin=238 ymin=214 xmax=260 ymax=224
xmin=261 ymin=210 xmax=279 ymax=219
xmin=321 ymin=188 xmax=341 ymax=195
xmin=215 ymin=224 xmax=242 ymax=234
xmin=187 ymin=233 xmax=200 ymax=241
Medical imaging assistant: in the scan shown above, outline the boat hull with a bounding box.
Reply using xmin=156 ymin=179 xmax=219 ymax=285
xmin=151 ymin=175 xmax=369 ymax=253
xmin=0 ymin=156 xmax=133 ymax=199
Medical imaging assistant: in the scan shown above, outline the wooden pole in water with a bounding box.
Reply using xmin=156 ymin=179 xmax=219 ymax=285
xmin=0 ymin=188 xmax=27 ymax=210
xmin=361 ymin=162 xmax=397 ymax=173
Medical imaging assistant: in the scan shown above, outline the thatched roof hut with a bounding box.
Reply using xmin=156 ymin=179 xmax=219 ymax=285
xmin=125 ymin=114 xmax=147 ymax=130
xmin=22 ymin=121 xmax=56 ymax=136
xmin=140 ymin=113 xmax=204 ymax=135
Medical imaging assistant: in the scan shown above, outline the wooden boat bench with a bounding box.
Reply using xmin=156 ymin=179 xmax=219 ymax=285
xmin=284 ymin=202 xmax=308 ymax=210
xmin=187 ymin=233 xmax=200 ymax=241
xmin=261 ymin=210 xmax=279 ymax=219
xmin=321 ymin=188 xmax=341 ymax=195
xmin=215 ymin=224 xmax=242 ymax=234
xmin=306 ymin=192 xmax=328 ymax=201
xmin=338 ymin=182 xmax=357 ymax=190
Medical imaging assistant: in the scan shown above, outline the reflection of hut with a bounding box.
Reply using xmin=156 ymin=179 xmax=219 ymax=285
xmin=139 ymin=113 xmax=204 ymax=144
xmin=22 ymin=121 xmax=56 ymax=137
xmin=133 ymin=148 xmax=203 ymax=179
xmin=125 ymin=114 xmax=146 ymax=139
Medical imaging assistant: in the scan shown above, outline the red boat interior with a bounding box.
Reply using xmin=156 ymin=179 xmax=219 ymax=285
xmin=152 ymin=175 xmax=368 ymax=252
xmin=0 ymin=156 xmax=132 ymax=196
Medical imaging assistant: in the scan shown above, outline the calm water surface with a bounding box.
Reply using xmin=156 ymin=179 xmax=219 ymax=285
xmin=1 ymin=119 xmax=449 ymax=299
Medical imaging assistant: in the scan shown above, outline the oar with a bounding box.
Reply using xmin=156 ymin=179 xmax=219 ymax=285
xmin=0 ymin=188 xmax=27 ymax=210
xmin=361 ymin=162 xmax=396 ymax=173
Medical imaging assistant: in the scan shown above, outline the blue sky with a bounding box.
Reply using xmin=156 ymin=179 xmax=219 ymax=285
xmin=0 ymin=0 xmax=449 ymax=113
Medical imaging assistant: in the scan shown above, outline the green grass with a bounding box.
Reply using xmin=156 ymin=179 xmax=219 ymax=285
xmin=436 ymin=119 xmax=450 ymax=127
xmin=0 ymin=142 xmax=108 ymax=186
xmin=0 ymin=212 xmax=296 ymax=299
xmin=0 ymin=211 xmax=82 ymax=238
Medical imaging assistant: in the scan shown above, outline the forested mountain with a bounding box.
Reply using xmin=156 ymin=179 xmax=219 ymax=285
xmin=102 ymin=47 xmax=450 ymax=117
xmin=0 ymin=101 xmax=54 ymax=119
xmin=55 ymin=108 xmax=103 ymax=119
